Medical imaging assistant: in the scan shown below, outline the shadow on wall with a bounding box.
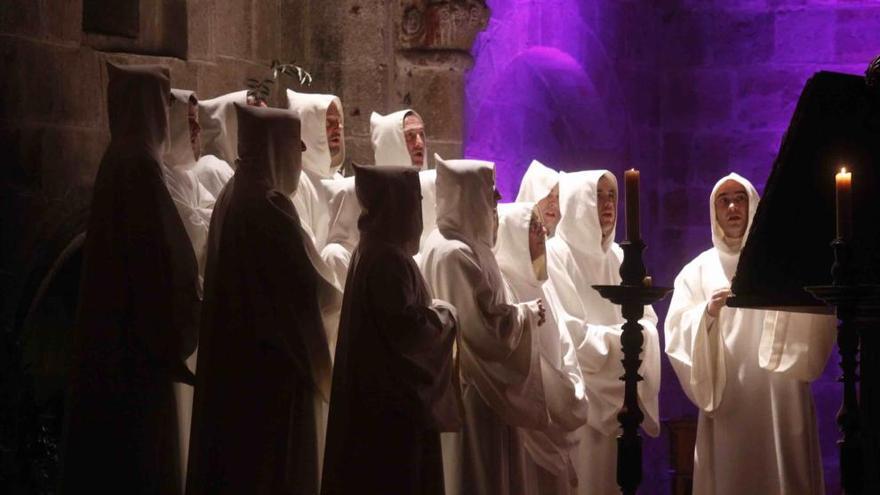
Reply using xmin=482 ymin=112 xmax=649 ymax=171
xmin=466 ymin=46 xmax=626 ymax=199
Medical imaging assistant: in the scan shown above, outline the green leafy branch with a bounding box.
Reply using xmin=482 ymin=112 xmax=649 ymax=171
xmin=246 ymin=60 xmax=313 ymax=104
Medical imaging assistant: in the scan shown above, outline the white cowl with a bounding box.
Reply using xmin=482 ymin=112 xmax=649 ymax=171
xmin=193 ymin=90 xmax=244 ymax=197
xmin=515 ymin=159 xmax=558 ymax=203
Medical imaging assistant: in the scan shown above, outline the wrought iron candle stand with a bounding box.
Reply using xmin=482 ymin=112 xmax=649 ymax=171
xmin=806 ymin=239 xmax=880 ymax=495
xmin=593 ymin=239 xmax=672 ymax=495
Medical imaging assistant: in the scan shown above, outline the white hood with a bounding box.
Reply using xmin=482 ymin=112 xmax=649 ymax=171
xmin=165 ymin=89 xmax=198 ymax=170
xmin=370 ymin=109 xmax=426 ymax=169
xmin=164 ymin=89 xmax=212 ymax=290
xmin=286 ymin=89 xmax=345 ymax=178
xmin=435 ymin=154 xmax=497 ymax=250
xmin=516 ymin=159 xmax=558 ymax=203
xmin=495 ymin=202 xmax=543 ymax=293
xmin=709 ymin=172 xmax=760 ymax=280
xmin=556 ymin=170 xmax=617 ymax=257
xmin=197 ymin=90 xmax=248 ymax=167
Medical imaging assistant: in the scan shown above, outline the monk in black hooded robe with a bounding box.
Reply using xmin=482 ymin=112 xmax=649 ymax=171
xmin=186 ymin=103 xmax=335 ymax=495
xmin=61 ymin=63 xmax=200 ymax=495
xmin=321 ymin=165 xmax=460 ymax=495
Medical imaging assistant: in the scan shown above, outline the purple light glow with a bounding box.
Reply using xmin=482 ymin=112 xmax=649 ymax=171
xmin=466 ymin=1 xmax=880 ymax=493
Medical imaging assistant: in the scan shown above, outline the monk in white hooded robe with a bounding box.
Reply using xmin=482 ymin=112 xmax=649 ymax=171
xmin=495 ymin=202 xmax=588 ymax=494
xmin=322 ymin=165 xmax=460 ymax=495
xmin=61 ymin=63 xmax=199 ymax=495
xmin=186 ymin=104 xmax=340 ymax=495
xmin=515 ymin=159 xmax=561 ymax=237
xmin=664 ymin=173 xmax=835 ymax=495
xmin=419 ymin=156 xmax=547 ymax=495
xmin=370 ymin=109 xmax=437 ymax=254
xmin=318 ymin=176 xmax=360 ymax=287
xmin=164 ymin=88 xmax=215 ymax=489
xmin=193 ymin=90 xmax=246 ymax=197
xmin=546 ymin=170 xmax=661 ymax=495
xmin=287 ymin=90 xmax=346 ymax=249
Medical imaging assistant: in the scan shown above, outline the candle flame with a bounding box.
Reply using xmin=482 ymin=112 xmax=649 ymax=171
xmin=840 ymin=166 xmax=848 ymax=174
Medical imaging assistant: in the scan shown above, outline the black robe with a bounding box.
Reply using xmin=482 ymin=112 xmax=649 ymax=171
xmin=321 ymin=165 xmax=460 ymax=495
xmin=186 ymin=104 xmax=333 ymax=495
xmin=61 ymin=64 xmax=199 ymax=495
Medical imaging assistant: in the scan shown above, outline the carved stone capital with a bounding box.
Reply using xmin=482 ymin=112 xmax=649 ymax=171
xmin=399 ymin=0 xmax=489 ymax=52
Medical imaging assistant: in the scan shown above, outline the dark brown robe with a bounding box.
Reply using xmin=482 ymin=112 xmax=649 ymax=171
xmin=186 ymin=104 xmax=333 ymax=495
xmin=321 ymin=165 xmax=460 ymax=495
xmin=60 ymin=63 xmax=200 ymax=495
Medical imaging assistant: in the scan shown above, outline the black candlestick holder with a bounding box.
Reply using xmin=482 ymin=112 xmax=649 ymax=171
xmin=806 ymin=238 xmax=880 ymax=495
xmin=593 ymin=239 xmax=672 ymax=495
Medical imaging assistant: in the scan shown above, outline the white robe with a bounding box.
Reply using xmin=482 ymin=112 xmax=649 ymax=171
xmin=420 ymin=157 xmax=546 ymax=495
xmin=546 ymin=170 xmax=661 ymax=495
xmin=287 ymin=90 xmax=346 ymax=250
xmin=319 ymin=176 xmax=359 ymax=288
xmin=665 ymin=173 xmax=835 ymax=495
xmin=495 ymin=202 xmax=588 ymax=495
xmin=163 ymin=89 xmax=215 ymax=492
xmin=370 ymin=110 xmax=437 ymax=254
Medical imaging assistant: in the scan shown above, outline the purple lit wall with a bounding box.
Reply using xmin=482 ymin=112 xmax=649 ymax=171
xmin=465 ymin=1 xmax=880 ymax=494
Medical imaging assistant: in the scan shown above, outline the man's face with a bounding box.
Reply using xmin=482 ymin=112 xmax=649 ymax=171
xmin=403 ymin=113 xmax=426 ymax=168
xmin=714 ymin=180 xmax=749 ymax=239
xmin=596 ymin=175 xmax=617 ymax=239
xmin=536 ymin=184 xmax=560 ymax=236
xmin=326 ymin=103 xmax=343 ymax=157
xmin=528 ymin=209 xmax=547 ymax=263
xmin=188 ymin=101 xmax=201 ymax=161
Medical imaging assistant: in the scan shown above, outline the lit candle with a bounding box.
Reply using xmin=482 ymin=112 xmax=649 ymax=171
xmin=624 ymin=168 xmax=640 ymax=241
xmin=835 ymin=166 xmax=852 ymax=240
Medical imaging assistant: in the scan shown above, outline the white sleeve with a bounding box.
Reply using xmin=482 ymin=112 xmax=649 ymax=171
xmin=431 ymin=247 xmax=548 ymax=429
xmin=759 ymin=310 xmax=835 ymax=382
xmin=664 ymin=264 xmax=727 ymax=415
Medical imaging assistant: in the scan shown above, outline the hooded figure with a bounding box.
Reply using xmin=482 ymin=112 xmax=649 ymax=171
xmin=494 ymin=202 xmax=588 ymax=494
xmin=370 ymin=110 xmax=437 ymax=254
xmin=287 ymin=90 xmax=346 ymax=249
xmin=319 ymin=176 xmax=360 ymax=287
xmin=664 ymin=173 xmax=835 ymax=495
xmin=61 ymin=63 xmax=199 ymax=495
xmin=516 ymin=160 xmax=561 ymax=237
xmin=164 ymin=88 xmax=215 ymax=489
xmin=419 ymin=156 xmax=546 ymax=495
xmin=322 ymin=165 xmax=460 ymax=495
xmin=192 ymin=90 xmax=246 ymax=197
xmin=545 ymin=170 xmax=661 ymax=495
xmin=186 ymin=104 xmax=340 ymax=495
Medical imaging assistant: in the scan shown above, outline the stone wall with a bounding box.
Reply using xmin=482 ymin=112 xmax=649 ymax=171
xmin=1 ymin=0 xmax=300 ymax=320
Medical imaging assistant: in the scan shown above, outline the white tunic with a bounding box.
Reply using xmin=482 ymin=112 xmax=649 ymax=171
xmin=495 ymin=202 xmax=588 ymax=495
xmin=419 ymin=158 xmax=546 ymax=495
xmin=665 ymin=173 xmax=835 ymax=495
xmin=546 ymin=170 xmax=661 ymax=495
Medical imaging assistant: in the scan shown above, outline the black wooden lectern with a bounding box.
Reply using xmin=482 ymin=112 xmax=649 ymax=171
xmin=728 ymin=58 xmax=880 ymax=494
